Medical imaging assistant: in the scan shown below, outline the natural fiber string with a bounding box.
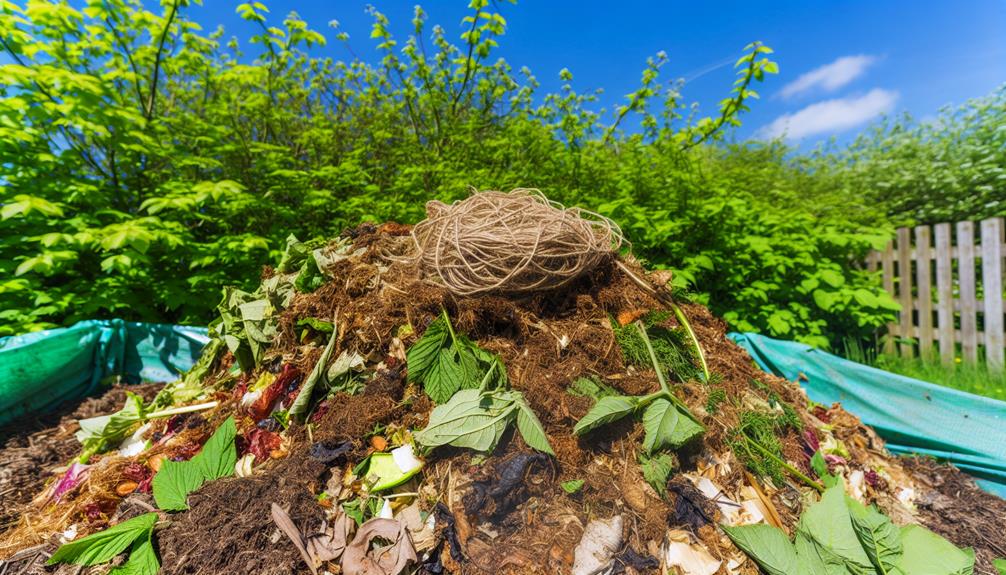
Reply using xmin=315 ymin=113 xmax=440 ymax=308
xmin=411 ymin=189 xmax=624 ymax=296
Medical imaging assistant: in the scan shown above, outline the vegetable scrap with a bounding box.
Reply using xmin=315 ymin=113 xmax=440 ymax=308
xmin=1 ymin=204 xmax=1004 ymax=575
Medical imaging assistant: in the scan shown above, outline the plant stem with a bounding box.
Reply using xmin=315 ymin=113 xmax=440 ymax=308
xmin=635 ymin=320 xmax=670 ymax=395
xmin=742 ymin=433 xmax=824 ymax=492
xmin=670 ymin=303 xmax=710 ymax=383
xmin=145 ymin=401 xmax=219 ymax=420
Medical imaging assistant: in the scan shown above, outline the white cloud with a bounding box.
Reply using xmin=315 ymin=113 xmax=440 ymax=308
xmin=780 ymin=55 xmax=876 ymax=99
xmin=757 ymin=89 xmax=898 ymax=140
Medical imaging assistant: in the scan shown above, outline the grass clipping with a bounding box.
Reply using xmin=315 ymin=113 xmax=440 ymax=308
xmin=411 ymin=189 xmax=623 ymax=296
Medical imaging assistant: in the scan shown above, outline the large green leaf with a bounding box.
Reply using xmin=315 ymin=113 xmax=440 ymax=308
xmin=152 ymin=457 xmax=204 ymax=511
xmin=414 ymin=389 xmax=515 ymax=452
xmin=406 ymin=315 xmax=449 ymax=378
xmin=191 ymin=416 xmax=237 ymax=481
xmin=641 ymin=398 xmax=678 ymax=454
xmin=406 ymin=311 xmax=506 ymax=404
xmin=722 ymin=523 xmax=801 ymax=575
xmin=573 ymin=395 xmax=638 ymax=435
xmin=107 ymin=533 xmax=160 ymax=575
xmin=797 ymin=485 xmax=874 ymax=572
xmin=153 ymin=417 xmax=237 ymax=510
xmin=289 ymin=327 xmax=338 ymax=420
xmin=515 ymin=399 xmax=554 ymax=455
xmin=847 ymin=497 xmax=902 ymax=574
xmin=48 ymin=512 xmax=157 ymax=566
xmin=895 ymin=525 xmax=974 ymax=575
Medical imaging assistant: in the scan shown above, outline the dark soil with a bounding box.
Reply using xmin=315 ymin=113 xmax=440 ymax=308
xmin=903 ymin=456 xmax=1006 ymax=575
xmin=0 ymin=384 xmax=162 ymax=532
xmin=158 ymin=459 xmax=323 ymax=575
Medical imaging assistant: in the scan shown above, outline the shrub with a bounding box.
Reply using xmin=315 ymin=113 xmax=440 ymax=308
xmin=0 ymin=0 xmax=895 ymax=347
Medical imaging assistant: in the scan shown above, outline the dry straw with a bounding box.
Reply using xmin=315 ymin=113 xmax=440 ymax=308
xmin=411 ymin=189 xmax=624 ymax=296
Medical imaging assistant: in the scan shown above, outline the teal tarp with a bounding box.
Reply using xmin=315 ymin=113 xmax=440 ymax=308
xmin=0 ymin=320 xmax=208 ymax=427
xmin=730 ymin=332 xmax=1006 ymax=498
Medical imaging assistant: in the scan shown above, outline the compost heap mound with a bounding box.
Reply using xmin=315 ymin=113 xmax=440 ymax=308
xmin=1 ymin=223 xmax=1004 ymax=575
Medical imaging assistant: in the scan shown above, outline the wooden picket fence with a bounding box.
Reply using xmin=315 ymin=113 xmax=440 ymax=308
xmin=867 ymin=217 xmax=1005 ymax=372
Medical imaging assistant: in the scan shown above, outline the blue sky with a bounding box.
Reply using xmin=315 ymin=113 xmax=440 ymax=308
xmin=61 ymin=1 xmax=1006 ymax=146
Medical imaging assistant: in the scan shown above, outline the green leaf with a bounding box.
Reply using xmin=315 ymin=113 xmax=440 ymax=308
xmin=895 ymin=525 xmax=975 ymax=575
xmin=153 ymin=417 xmax=237 ymax=510
xmin=515 ymin=400 xmax=554 ymax=455
xmin=76 ymin=393 xmax=147 ymax=456
xmin=797 ymin=485 xmax=874 ymax=572
xmin=152 ymin=457 xmax=204 ymax=511
xmin=846 ymin=497 xmax=902 ymax=574
xmin=48 ymin=513 xmax=157 ymax=566
xmin=722 ymin=523 xmax=801 ymax=575
xmin=642 ymin=398 xmax=678 ymax=454
xmin=819 ymin=269 xmax=845 ymax=288
xmin=289 ymin=327 xmax=338 ymax=420
xmin=793 ymin=533 xmax=843 ymax=575
xmin=296 ymin=317 xmax=334 ymax=333
xmin=406 ymin=315 xmax=449 ymax=378
xmin=667 ymin=411 xmax=705 ymax=448
xmin=993 ymin=558 xmax=1006 ymax=575
xmin=406 ymin=311 xmax=505 ymax=403
xmin=573 ymin=395 xmax=638 ymax=435
xmin=191 ymin=416 xmax=237 ymax=481
xmin=638 ymin=451 xmax=675 ymax=497
xmin=561 ymin=479 xmax=584 ymax=494
xmin=810 ymin=451 xmax=840 ymax=488
xmin=108 ymin=533 xmax=160 ymax=575
xmin=414 ymin=389 xmax=515 ymax=453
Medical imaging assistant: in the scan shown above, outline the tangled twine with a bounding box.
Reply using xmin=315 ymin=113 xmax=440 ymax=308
xmin=411 ymin=189 xmax=624 ymax=296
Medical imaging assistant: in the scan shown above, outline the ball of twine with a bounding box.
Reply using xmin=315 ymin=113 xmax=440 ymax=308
xmin=411 ymin=189 xmax=624 ymax=296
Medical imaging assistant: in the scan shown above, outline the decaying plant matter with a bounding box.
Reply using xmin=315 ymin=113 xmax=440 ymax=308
xmin=0 ymin=219 xmax=1003 ymax=575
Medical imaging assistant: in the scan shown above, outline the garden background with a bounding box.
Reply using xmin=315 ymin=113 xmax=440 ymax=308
xmin=1 ymin=0 xmax=1003 ymax=390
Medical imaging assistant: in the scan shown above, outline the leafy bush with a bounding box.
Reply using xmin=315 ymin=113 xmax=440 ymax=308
xmin=0 ymin=0 xmax=896 ymax=347
xmin=804 ymin=87 xmax=1006 ymax=226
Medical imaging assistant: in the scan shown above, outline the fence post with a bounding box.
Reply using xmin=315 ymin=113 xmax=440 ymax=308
xmin=957 ymin=221 xmax=979 ymax=364
xmin=934 ymin=223 xmax=955 ymax=365
xmin=915 ymin=226 xmax=934 ymax=360
xmin=896 ymin=227 xmax=914 ymax=358
xmin=881 ymin=242 xmax=896 ymax=355
xmin=981 ymin=218 xmax=1004 ymax=371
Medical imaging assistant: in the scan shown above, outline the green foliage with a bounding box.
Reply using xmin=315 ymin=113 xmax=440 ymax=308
xmin=809 ymin=451 xmax=840 ymax=488
xmin=561 ymin=479 xmax=585 ymax=494
xmin=724 ymin=485 xmax=975 ymax=575
xmin=49 ymin=512 xmax=160 ymax=575
xmin=805 ymin=86 xmax=1006 ymax=226
xmin=612 ymin=312 xmax=702 ymax=382
xmin=0 ymin=0 xmax=902 ymax=349
xmin=638 ymin=451 xmax=676 ymax=497
xmin=705 ymin=388 xmax=727 ymax=414
xmin=846 ymin=341 xmax=1006 ymax=402
xmin=728 ymin=410 xmax=797 ymax=486
xmin=75 ymin=392 xmax=147 ymax=459
xmin=414 ymin=387 xmax=553 ymax=455
xmin=407 ymin=310 xmax=507 ymax=404
xmin=152 ymin=416 xmax=237 ymax=510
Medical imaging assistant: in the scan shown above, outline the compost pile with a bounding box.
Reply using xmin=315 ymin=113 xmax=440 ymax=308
xmin=2 ymin=192 xmax=1004 ymax=575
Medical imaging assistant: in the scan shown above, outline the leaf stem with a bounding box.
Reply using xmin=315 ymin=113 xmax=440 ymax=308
xmin=670 ymin=303 xmax=710 ymax=383
xmin=145 ymin=401 xmax=219 ymax=420
xmin=742 ymin=433 xmax=824 ymax=493
xmin=635 ymin=320 xmax=670 ymax=395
